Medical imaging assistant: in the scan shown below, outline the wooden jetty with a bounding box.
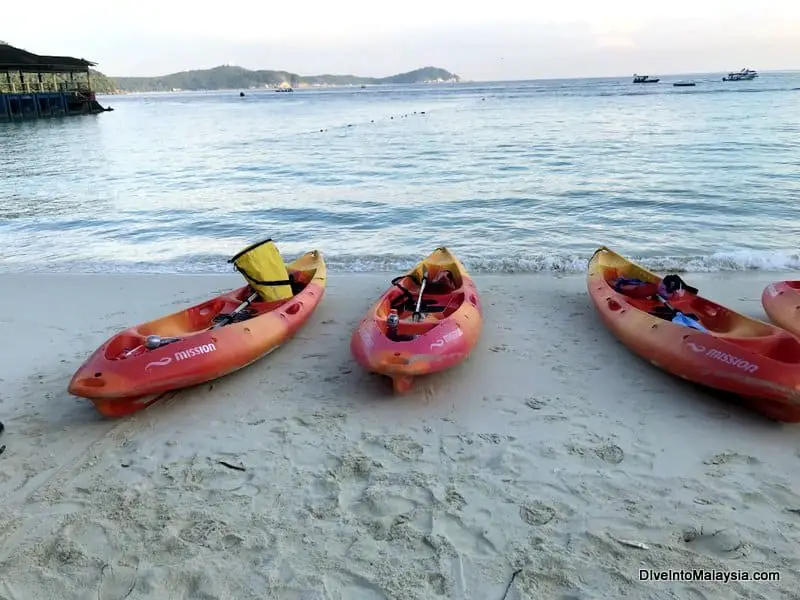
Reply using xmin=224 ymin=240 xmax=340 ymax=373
xmin=0 ymin=43 xmax=113 ymax=122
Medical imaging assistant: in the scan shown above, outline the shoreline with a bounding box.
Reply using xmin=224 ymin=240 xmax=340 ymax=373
xmin=1 ymin=271 xmax=799 ymax=598
xmin=1 ymin=254 xmax=799 ymax=277
xmin=1 ymin=268 xmax=798 ymax=283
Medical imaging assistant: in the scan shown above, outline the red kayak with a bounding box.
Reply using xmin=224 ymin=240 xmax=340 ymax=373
xmin=350 ymin=247 xmax=482 ymax=393
xmin=762 ymin=281 xmax=800 ymax=337
xmin=588 ymin=246 xmax=800 ymax=422
xmin=68 ymin=240 xmax=326 ymax=417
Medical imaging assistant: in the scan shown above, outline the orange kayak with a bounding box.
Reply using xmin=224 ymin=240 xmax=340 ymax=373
xmin=350 ymin=247 xmax=482 ymax=393
xmin=588 ymin=246 xmax=800 ymax=422
xmin=762 ymin=281 xmax=800 ymax=337
xmin=69 ymin=244 xmax=326 ymax=417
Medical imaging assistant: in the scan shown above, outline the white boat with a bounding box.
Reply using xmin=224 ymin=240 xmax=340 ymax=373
xmin=722 ymin=68 xmax=758 ymax=81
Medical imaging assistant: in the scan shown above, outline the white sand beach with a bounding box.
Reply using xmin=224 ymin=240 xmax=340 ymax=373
xmin=1 ymin=270 xmax=799 ymax=600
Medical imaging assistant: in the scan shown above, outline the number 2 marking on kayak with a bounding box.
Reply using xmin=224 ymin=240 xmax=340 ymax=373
xmin=145 ymin=356 xmax=172 ymax=370
xmin=684 ymin=341 xmax=759 ymax=373
xmin=430 ymin=328 xmax=463 ymax=349
xmin=144 ymin=343 xmax=217 ymax=371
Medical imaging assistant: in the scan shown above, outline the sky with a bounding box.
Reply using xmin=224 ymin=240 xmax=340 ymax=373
xmin=4 ymin=0 xmax=800 ymax=80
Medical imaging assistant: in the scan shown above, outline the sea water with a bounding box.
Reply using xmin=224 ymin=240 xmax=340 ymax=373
xmin=1 ymin=73 xmax=799 ymax=274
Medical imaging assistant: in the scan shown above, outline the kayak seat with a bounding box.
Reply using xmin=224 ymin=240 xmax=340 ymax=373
xmin=387 ymin=330 xmax=418 ymax=342
xmin=650 ymin=304 xmax=702 ymax=322
xmin=425 ymin=269 xmax=459 ymax=294
xmin=722 ymin=334 xmax=800 ymax=363
xmin=287 ymin=267 xmax=315 ymax=294
xmin=613 ymin=276 xmax=659 ymax=299
xmin=616 ymin=282 xmax=773 ymax=339
xmin=680 ymin=297 xmax=775 ymax=338
xmin=390 ymin=294 xmax=446 ymax=314
xmin=412 ymin=298 xmax=447 ymax=313
xmin=212 ymin=307 xmax=256 ymax=325
xmin=389 ymin=275 xmax=449 ymax=314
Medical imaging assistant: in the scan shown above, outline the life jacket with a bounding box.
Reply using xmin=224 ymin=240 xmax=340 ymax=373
xmin=613 ymin=276 xmax=659 ymax=299
xmin=229 ymin=238 xmax=294 ymax=302
xmin=658 ymin=274 xmax=699 ymax=298
xmin=616 ymin=274 xmax=706 ymax=331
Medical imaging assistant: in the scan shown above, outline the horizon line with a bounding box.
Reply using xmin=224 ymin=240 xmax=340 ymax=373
xmin=106 ymin=64 xmax=800 ymax=81
xmin=104 ymin=66 xmax=800 ymax=87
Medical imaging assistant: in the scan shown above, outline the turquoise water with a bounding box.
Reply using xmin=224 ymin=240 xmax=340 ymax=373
xmin=2 ymin=73 xmax=799 ymax=274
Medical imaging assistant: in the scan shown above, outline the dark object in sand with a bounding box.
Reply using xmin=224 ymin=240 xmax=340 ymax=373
xmin=218 ymin=460 xmax=246 ymax=472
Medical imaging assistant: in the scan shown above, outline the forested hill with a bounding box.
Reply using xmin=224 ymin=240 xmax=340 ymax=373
xmin=111 ymin=65 xmax=460 ymax=92
xmin=88 ymin=70 xmax=117 ymax=93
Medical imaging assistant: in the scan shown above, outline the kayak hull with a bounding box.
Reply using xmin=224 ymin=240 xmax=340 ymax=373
xmin=588 ymin=247 xmax=800 ymax=422
xmin=68 ymin=250 xmax=326 ymax=417
xmin=762 ymin=281 xmax=800 ymax=337
xmin=350 ymin=247 xmax=482 ymax=393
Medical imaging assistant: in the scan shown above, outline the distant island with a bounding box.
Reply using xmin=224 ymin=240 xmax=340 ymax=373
xmin=109 ymin=65 xmax=460 ymax=93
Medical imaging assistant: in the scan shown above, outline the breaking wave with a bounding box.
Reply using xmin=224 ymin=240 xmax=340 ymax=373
xmin=2 ymin=249 xmax=799 ymax=275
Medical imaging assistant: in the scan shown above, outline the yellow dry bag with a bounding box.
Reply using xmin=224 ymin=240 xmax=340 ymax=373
xmin=229 ymin=238 xmax=294 ymax=302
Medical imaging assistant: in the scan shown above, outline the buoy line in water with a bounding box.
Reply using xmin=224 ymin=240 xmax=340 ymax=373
xmin=309 ymin=109 xmax=430 ymax=135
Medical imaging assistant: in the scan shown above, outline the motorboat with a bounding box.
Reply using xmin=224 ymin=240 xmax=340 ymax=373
xmin=633 ymin=74 xmax=660 ymax=83
xmin=723 ymin=68 xmax=758 ymax=81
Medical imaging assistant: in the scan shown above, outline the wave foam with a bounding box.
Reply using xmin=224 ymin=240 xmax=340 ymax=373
xmin=2 ymin=249 xmax=800 ymax=275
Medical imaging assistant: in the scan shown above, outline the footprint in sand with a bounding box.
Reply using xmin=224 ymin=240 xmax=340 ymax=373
xmin=97 ymin=562 xmax=140 ymax=600
xmin=274 ymin=591 xmax=342 ymax=600
xmin=703 ymin=451 xmax=760 ymax=466
xmin=565 ymin=441 xmax=625 ymax=465
xmin=525 ymin=397 xmax=547 ymax=410
xmin=594 ymin=444 xmax=625 ymax=464
xmin=438 ymin=512 xmax=498 ymax=556
xmin=427 ymin=572 xmax=447 ymax=595
xmin=323 ymin=367 xmax=353 ymax=383
xmin=519 ymin=501 xmax=556 ymax=526
xmin=682 ymin=526 xmax=751 ymax=558
xmin=353 ymin=486 xmax=421 ymax=519
xmin=445 ymin=487 xmax=466 ymax=510
xmin=543 ymin=415 xmax=568 ymax=423
xmin=59 ymin=518 xmax=140 ymax=599
xmin=334 ymin=450 xmax=382 ymax=480
xmin=304 ymin=476 xmax=344 ymax=520
xmin=362 ymin=433 xmax=424 ymax=462
xmin=338 ymin=571 xmax=392 ymax=600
